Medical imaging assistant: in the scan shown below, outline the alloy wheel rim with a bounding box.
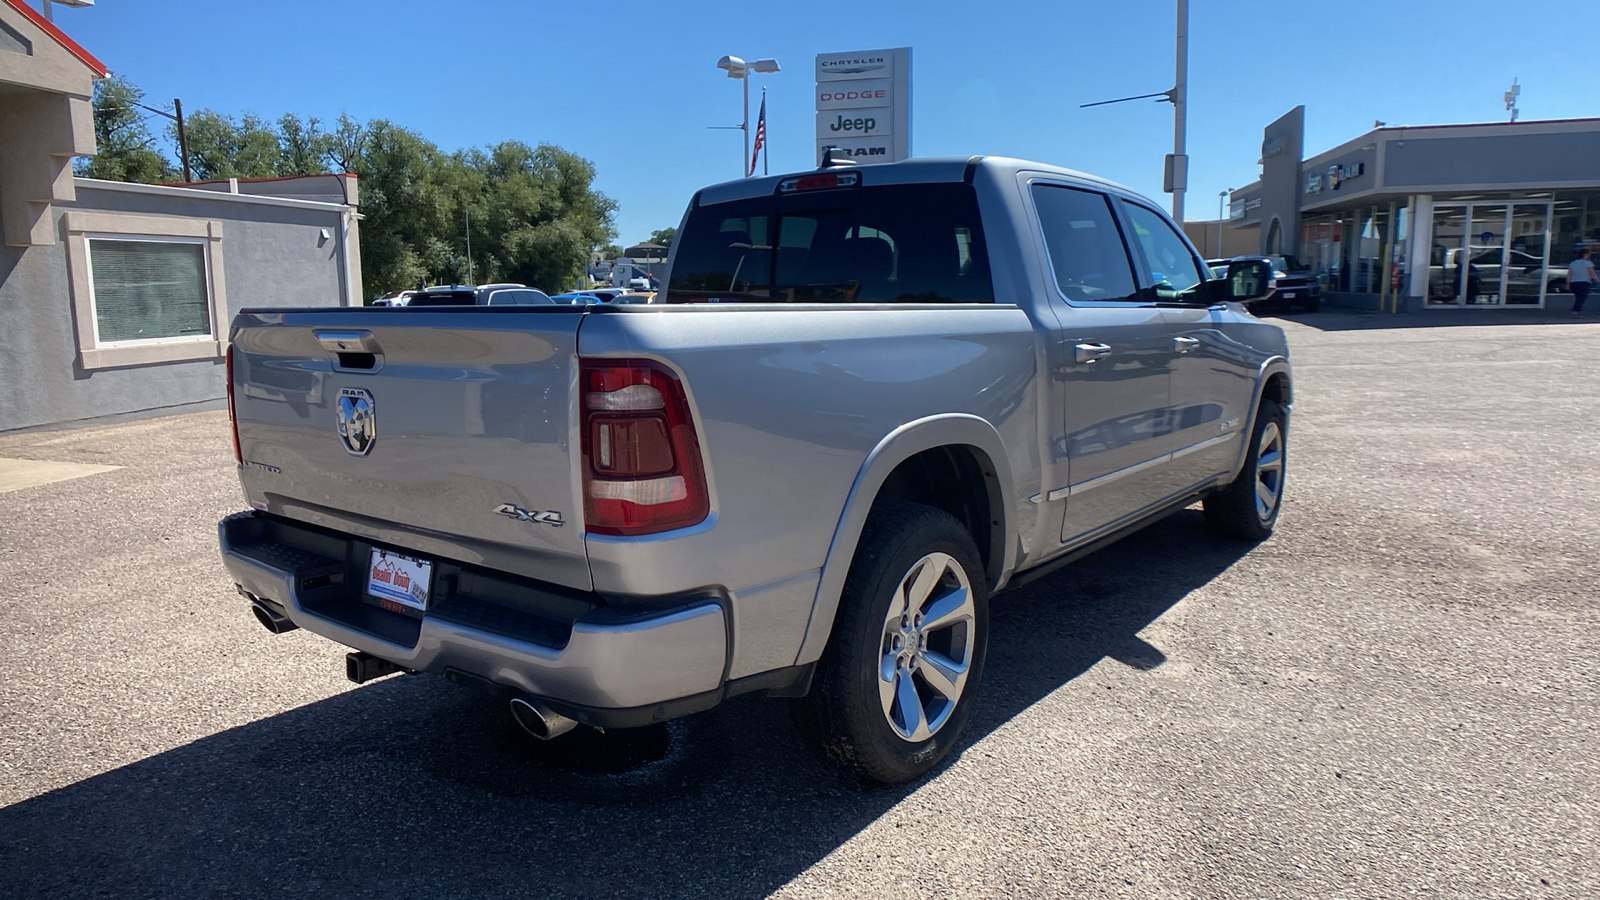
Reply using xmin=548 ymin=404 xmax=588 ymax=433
xmin=1254 ymin=421 xmax=1284 ymax=522
xmin=877 ymin=552 xmax=976 ymax=743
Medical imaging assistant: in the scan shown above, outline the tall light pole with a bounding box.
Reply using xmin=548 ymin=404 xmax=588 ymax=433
xmin=1172 ymin=0 xmax=1188 ymax=222
xmin=1217 ymin=188 xmax=1231 ymax=257
xmin=1080 ymin=0 xmax=1189 ymax=221
xmin=716 ymin=55 xmax=780 ymax=178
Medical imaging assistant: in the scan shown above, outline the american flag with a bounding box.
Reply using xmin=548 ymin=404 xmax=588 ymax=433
xmin=748 ymin=93 xmax=767 ymax=176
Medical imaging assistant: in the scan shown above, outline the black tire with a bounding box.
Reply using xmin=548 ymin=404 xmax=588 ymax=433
xmin=1204 ymin=398 xmax=1287 ymax=542
xmin=794 ymin=503 xmax=989 ymax=785
xmin=1303 ymin=298 xmax=1321 ymax=313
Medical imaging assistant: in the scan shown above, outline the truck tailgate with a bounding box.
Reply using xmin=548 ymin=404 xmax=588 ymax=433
xmin=230 ymin=308 xmax=590 ymax=591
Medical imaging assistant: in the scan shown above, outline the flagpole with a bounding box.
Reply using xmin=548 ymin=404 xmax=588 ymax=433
xmin=762 ymin=87 xmax=769 ymax=177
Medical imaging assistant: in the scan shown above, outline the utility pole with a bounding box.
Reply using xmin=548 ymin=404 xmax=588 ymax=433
xmin=127 ymin=99 xmax=192 ymax=182
xmin=173 ymin=98 xmax=191 ymax=183
xmin=465 ymin=208 xmax=473 ymax=286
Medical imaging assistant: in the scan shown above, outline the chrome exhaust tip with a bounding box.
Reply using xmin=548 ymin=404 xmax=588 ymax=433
xmin=249 ymin=599 xmax=298 ymax=634
xmin=509 ymin=696 xmax=578 ymax=741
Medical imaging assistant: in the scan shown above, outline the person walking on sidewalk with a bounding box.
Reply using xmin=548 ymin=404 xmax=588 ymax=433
xmin=1570 ymin=248 xmax=1598 ymax=317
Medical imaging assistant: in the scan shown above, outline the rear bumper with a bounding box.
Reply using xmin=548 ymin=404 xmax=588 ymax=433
xmin=218 ymin=512 xmax=729 ymax=724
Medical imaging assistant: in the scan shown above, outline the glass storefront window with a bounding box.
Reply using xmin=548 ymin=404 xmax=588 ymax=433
xmin=1428 ymin=206 xmax=1467 ymax=305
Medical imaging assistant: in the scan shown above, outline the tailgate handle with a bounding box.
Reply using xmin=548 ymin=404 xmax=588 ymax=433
xmin=316 ymin=330 xmax=380 ymax=353
xmin=315 ymin=330 xmax=383 ymax=372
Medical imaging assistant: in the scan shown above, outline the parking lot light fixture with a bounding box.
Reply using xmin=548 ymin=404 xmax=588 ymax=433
xmin=716 ymin=55 xmax=781 ymax=177
xmin=1218 ymin=188 xmax=1231 ymax=257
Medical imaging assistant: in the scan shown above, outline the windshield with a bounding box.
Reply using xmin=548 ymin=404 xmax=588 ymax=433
xmin=666 ymin=183 xmax=993 ymax=304
xmin=1269 ymin=255 xmax=1303 ymax=272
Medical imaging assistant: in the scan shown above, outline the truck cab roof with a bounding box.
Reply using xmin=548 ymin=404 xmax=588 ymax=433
xmin=693 ymin=156 xmax=1140 ymax=209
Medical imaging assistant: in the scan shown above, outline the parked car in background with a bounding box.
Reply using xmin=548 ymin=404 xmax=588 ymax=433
xmin=1208 ymin=255 xmax=1320 ymax=313
xmin=407 ymin=284 xmax=555 ymax=306
xmin=371 ymin=290 xmax=415 ymax=307
xmin=1427 ymin=248 xmax=1567 ymax=305
xmin=551 ymin=292 xmax=601 ymax=305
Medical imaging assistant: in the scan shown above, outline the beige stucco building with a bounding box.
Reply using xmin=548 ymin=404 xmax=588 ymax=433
xmin=1 ymin=0 xmax=362 ymax=431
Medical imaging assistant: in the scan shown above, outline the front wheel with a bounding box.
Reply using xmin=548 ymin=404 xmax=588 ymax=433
xmin=794 ymin=503 xmax=989 ymax=784
xmin=1204 ymin=398 xmax=1287 ymax=541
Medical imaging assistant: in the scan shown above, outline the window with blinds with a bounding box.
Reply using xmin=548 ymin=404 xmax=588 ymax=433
xmin=87 ymin=238 xmax=212 ymax=343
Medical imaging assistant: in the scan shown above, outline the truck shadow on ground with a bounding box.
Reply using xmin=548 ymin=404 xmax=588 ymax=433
xmin=0 ymin=510 xmax=1253 ymax=899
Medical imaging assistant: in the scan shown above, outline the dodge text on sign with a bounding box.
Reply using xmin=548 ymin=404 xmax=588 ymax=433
xmin=815 ymin=79 xmax=893 ymax=110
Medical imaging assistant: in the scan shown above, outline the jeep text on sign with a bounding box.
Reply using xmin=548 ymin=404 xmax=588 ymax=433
xmin=815 ymin=79 xmax=893 ymax=110
xmin=816 ymin=111 xmax=891 ymax=138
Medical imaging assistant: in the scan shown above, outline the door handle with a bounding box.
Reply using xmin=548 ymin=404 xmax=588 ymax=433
xmin=1173 ymin=335 xmax=1201 ymax=353
xmin=1074 ymin=342 xmax=1112 ymax=364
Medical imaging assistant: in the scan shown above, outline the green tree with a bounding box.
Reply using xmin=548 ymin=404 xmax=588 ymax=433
xmin=463 ymin=141 xmax=617 ymax=291
xmin=647 ymin=227 xmax=676 ymax=247
xmin=176 ymin=110 xmax=281 ymax=180
xmin=75 ymin=75 xmax=177 ymax=183
xmin=348 ymin=119 xmax=459 ymax=292
xmin=276 ymin=114 xmax=331 ymax=176
xmin=324 ymin=112 xmax=366 ymax=174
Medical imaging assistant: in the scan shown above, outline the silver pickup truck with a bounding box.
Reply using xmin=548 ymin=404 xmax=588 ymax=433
xmin=219 ymin=156 xmax=1290 ymax=784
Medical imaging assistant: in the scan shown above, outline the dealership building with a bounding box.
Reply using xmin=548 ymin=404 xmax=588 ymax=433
xmin=1 ymin=0 xmax=361 ymax=432
xmin=1227 ymin=107 xmax=1600 ymax=312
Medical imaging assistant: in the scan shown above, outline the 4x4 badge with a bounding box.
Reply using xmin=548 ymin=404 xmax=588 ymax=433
xmin=494 ymin=503 xmax=565 ymax=528
xmin=336 ymin=387 xmax=376 ymax=456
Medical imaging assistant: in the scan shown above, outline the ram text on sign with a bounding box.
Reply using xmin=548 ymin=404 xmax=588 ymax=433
xmin=816 ymin=110 xmax=891 ymax=137
xmin=817 ymin=136 xmax=892 ymax=164
xmin=815 ymin=79 xmax=893 ymax=110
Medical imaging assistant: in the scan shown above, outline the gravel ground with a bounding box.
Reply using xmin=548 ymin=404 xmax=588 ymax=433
xmin=0 ymin=311 xmax=1595 ymax=899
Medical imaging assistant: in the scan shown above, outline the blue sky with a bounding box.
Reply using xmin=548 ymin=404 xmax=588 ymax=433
xmin=44 ymin=0 xmax=1585 ymax=244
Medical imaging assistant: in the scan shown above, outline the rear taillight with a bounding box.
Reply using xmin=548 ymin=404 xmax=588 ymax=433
xmin=226 ymin=344 xmax=241 ymax=463
xmin=580 ymin=359 xmax=709 ymax=536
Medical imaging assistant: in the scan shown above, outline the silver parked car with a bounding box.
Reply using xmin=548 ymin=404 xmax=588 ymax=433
xmin=220 ymin=156 xmax=1289 ymax=783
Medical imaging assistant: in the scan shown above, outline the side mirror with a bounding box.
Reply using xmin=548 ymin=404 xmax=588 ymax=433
xmin=1224 ymin=259 xmax=1274 ymax=302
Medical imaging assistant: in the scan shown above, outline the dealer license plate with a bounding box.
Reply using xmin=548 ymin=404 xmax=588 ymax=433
xmin=366 ymin=548 xmax=432 ymax=611
xmin=1281 ymin=292 xmax=1296 ymax=299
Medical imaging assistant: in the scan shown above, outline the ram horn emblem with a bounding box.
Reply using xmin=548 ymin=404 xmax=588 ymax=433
xmin=336 ymin=387 xmax=376 ymax=456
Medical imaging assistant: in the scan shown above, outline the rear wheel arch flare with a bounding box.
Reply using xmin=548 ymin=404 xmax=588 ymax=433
xmin=794 ymin=415 xmax=1017 ymax=667
xmin=872 ymin=445 xmax=1005 ymax=588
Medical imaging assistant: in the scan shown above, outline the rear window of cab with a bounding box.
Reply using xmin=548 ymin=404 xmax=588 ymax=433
xmin=666 ymin=183 xmax=994 ymax=304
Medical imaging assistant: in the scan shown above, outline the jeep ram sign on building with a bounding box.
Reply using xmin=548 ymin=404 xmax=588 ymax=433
xmin=815 ymin=48 xmax=911 ymax=165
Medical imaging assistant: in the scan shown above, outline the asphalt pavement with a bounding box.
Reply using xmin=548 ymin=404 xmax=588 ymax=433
xmin=1 ymin=310 xmax=1595 ymax=899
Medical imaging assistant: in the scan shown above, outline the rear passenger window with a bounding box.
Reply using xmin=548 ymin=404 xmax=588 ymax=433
xmin=1120 ymin=201 xmax=1206 ymax=301
xmin=1031 ymin=185 xmax=1140 ymax=303
xmin=666 ymin=183 xmax=993 ymax=304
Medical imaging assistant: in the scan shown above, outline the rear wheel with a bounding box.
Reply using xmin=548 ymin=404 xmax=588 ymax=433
xmin=794 ymin=503 xmax=989 ymax=784
xmin=1204 ymin=398 xmax=1286 ymax=542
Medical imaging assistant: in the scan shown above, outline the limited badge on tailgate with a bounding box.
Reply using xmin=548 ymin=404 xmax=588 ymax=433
xmin=367 ymin=548 xmax=432 ymax=611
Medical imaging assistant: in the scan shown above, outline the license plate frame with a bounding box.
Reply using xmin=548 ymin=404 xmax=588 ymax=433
xmin=1281 ymin=291 xmax=1296 ymax=299
xmin=366 ymin=547 xmax=433 ymax=611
